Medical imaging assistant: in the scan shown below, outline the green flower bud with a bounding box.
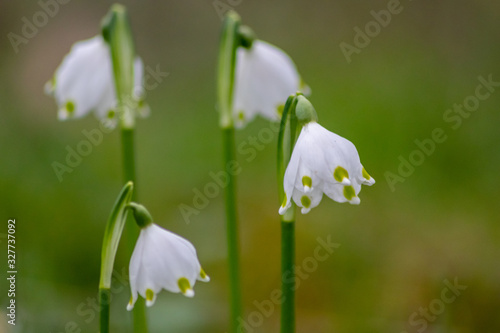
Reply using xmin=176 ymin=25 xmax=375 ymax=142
xmin=238 ymin=25 xmax=256 ymax=49
xmin=295 ymin=95 xmax=318 ymax=124
xmin=127 ymin=202 xmax=153 ymax=228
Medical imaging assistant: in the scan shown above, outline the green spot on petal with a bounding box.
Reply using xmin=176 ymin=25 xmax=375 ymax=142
xmin=238 ymin=111 xmax=245 ymax=121
xmin=200 ymin=268 xmax=207 ymax=280
xmin=178 ymin=277 xmax=191 ymax=294
xmin=146 ymin=289 xmax=154 ymax=302
xmin=343 ymin=185 xmax=356 ymax=201
xmin=302 ymin=176 xmax=312 ymax=188
xmin=362 ymin=167 xmax=371 ymax=180
xmin=334 ymin=166 xmax=349 ymax=182
xmin=301 ymin=195 xmax=311 ymax=208
xmin=281 ymin=193 xmax=287 ymax=208
xmin=65 ymin=101 xmax=75 ymax=114
xmin=300 ymin=78 xmax=307 ymax=91
xmin=107 ymin=110 xmax=115 ymax=119
xmin=277 ymin=104 xmax=285 ymax=116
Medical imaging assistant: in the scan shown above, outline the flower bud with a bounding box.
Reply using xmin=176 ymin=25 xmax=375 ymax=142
xmin=295 ymin=95 xmax=318 ymax=124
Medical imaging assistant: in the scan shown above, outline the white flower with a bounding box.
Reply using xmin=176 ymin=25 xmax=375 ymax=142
xmin=127 ymin=224 xmax=209 ymax=310
xmin=45 ymin=35 xmax=147 ymax=128
xmin=279 ymin=122 xmax=375 ymax=214
xmin=233 ymin=40 xmax=309 ymax=127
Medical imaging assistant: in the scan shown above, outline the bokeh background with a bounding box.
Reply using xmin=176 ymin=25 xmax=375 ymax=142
xmin=1 ymin=0 xmax=500 ymax=332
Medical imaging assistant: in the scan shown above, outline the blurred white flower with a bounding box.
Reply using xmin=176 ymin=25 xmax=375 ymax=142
xmin=127 ymin=224 xmax=209 ymax=310
xmin=233 ymin=40 xmax=309 ymax=127
xmin=279 ymin=122 xmax=375 ymax=214
xmin=45 ymin=35 xmax=147 ymax=128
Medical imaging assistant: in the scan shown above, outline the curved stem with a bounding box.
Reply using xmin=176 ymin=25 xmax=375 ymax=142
xmin=277 ymin=95 xmax=299 ymax=333
xmin=99 ymin=182 xmax=134 ymax=333
xmin=103 ymin=5 xmax=147 ymax=331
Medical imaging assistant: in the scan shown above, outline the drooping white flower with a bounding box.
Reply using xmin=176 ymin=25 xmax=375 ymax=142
xmin=45 ymin=35 xmax=148 ymax=128
xmin=233 ymin=40 xmax=309 ymax=127
xmin=127 ymin=223 xmax=210 ymax=310
xmin=279 ymin=122 xmax=375 ymax=215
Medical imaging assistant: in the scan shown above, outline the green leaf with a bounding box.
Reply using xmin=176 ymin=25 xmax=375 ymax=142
xmin=99 ymin=181 xmax=134 ymax=288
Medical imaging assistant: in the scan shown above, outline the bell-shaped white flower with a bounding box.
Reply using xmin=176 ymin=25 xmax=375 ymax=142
xmin=233 ymin=40 xmax=309 ymax=127
xmin=45 ymin=35 xmax=147 ymax=128
xmin=279 ymin=122 xmax=375 ymax=215
xmin=127 ymin=223 xmax=210 ymax=310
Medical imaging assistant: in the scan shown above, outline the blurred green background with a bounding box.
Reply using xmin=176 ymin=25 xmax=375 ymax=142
xmin=1 ymin=0 xmax=500 ymax=332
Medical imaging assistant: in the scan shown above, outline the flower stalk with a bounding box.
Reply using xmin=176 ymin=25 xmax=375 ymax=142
xmin=277 ymin=93 xmax=375 ymax=332
xmin=277 ymin=95 xmax=299 ymax=333
xmin=101 ymin=3 xmax=136 ymax=129
xmin=217 ymin=11 xmax=243 ymax=332
xmin=99 ymin=182 xmax=134 ymax=333
xmin=102 ymin=5 xmax=147 ymax=332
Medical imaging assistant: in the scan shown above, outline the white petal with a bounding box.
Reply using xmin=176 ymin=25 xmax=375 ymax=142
xmin=49 ymin=35 xmax=147 ymax=124
xmin=360 ymin=165 xmax=376 ymax=186
xmin=133 ymin=57 xmax=145 ymax=100
xmin=183 ymin=289 xmax=195 ymax=298
xmin=233 ymin=40 xmax=306 ymax=127
xmin=198 ymin=271 xmax=210 ymax=282
xmin=128 ymin=223 xmax=204 ymax=307
xmin=292 ymin=185 xmax=323 ymax=215
xmin=93 ymin=56 xmax=146 ymax=125
xmin=280 ymin=119 xmax=373 ymax=211
xmin=280 ymin=147 xmax=300 ymax=215
xmin=53 ymin=36 xmax=113 ymax=119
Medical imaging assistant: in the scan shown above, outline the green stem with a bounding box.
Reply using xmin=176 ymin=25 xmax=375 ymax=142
xmin=121 ymin=128 xmax=147 ymax=332
xmin=217 ymin=11 xmax=240 ymax=129
xmin=121 ymin=128 xmax=136 ymax=193
xmin=99 ymin=288 xmax=111 ymax=333
xmin=217 ymin=11 xmax=243 ymax=332
xmin=99 ymin=182 xmax=134 ymax=333
xmin=281 ymin=220 xmax=295 ymax=333
xmin=277 ymin=95 xmax=299 ymax=333
xmin=222 ymin=127 xmax=243 ymax=332
xmin=103 ymin=5 xmax=147 ymax=331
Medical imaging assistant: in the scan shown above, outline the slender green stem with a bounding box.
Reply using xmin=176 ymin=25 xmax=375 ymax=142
xmin=121 ymin=128 xmax=136 ymax=193
xmin=217 ymin=11 xmax=243 ymax=332
xmin=99 ymin=182 xmax=134 ymax=333
xmin=99 ymin=288 xmax=111 ymax=333
xmin=277 ymin=95 xmax=299 ymax=333
xmin=121 ymin=128 xmax=147 ymax=332
xmin=281 ymin=220 xmax=295 ymax=333
xmin=222 ymin=127 xmax=243 ymax=332
xmin=103 ymin=5 xmax=147 ymax=331
xmin=217 ymin=11 xmax=240 ymax=129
